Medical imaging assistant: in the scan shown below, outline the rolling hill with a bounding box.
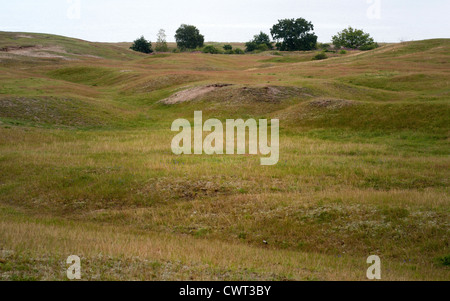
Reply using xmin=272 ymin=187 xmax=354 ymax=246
xmin=0 ymin=32 xmax=449 ymax=280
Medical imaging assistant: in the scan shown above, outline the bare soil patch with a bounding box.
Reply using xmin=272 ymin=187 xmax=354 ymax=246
xmin=160 ymin=84 xmax=312 ymax=105
xmin=0 ymin=45 xmax=69 ymax=59
xmin=160 ymin=84 xmax=233 ymax=104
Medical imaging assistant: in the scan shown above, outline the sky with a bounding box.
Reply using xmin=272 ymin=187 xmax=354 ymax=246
xmin=1 ymin=0 xmax=449 ymax=43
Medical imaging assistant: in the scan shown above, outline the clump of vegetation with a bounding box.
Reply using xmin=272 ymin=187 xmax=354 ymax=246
xmin=245 ymin=32 xmax=273 ymax=52
xmin=222 ymin=44 xmax=234 ymax=54
xmin=332 ymin=27 xmax=378 ymax=50
xmin=339 ymin=49 xmax=347 ymax=54
xmin=312 ymin=52 xmax=327 ymax=60
xmin=233 ymin=48 xmax=245 ymax=54
xmin=155 ymin=29 xmax=169 ymax=52
xmin=223 ymin=44 xmax=232 ymax=51
xmin=175 ymin=24 xmax=204 ymax=50
xmin=436 ymin=255 xmax=450 ymax=267
xmin=202 ymin=45 xmax=221 ymax=54
xmin=130 ymin=36 xmax=153 ymax=54
xmin=271 ymin=18 xmax=318 ymax=51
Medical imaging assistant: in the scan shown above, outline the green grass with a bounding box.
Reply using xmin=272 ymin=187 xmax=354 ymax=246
xmin=0 ymin=33 xmax=449 ymax=280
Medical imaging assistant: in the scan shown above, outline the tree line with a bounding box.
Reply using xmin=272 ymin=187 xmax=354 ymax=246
xmin=130 ymin=18 xmax=378 ymax=54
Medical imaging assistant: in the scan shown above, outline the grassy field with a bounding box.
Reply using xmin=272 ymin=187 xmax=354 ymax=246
xmin=0 ymin=31 xmax=449 ymax=280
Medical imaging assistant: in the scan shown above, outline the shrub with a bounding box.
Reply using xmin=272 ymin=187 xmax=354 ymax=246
xmin=223 ymin=44 xmax=233 ymax=51
xmin=339 ymin=49 xmax=347 ymax=54
xmin=130 ymin=36 xmax=153 ymax=54
xmin=245 ymin=32 xmax=273 ymax=52
xmin=257 ymin=44 xmax=269 ymax=52
xmin=312 ymin=52 xmax=327 ymax=60
xmin=245 ymin=42 xmax=258 ymax=52
xmin=202 ymin=45 xmax=220 ymax=54
xmin=233 ymin=48 xmax=245 ymax=54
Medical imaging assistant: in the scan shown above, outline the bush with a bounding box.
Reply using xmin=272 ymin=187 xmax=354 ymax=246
xmin=245 ymin=32 xmax=273 ymax=52
xmin=202 ymin=45 xmax=220 ymax=54
xmin=223 ymin=44 xmax=233 ymax=51
xmin=339 ymin=49 xmax=347 ymax=54
xmin=245 ymin=42 xmax=258 ymax=52
xmin=312 ymin=52 xmax=327 ymax=60
xmin=130 ymin=36 xmax=153 ymax=54
xmin=257 ymin=44 xmax=269 ymax=52
xmin=233 ymin=48 xmax=245 ymax=54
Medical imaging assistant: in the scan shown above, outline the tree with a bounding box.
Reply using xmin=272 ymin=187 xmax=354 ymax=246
xmin=175 ymin=24 xmax=204 ymax=50
xmin=245 ymin=32 xmax=272 ymax=52
xmin=155 ymin=29 xmax=169 ymax=52
xmin=270 ymin=18 xmax=318 ymax=51
xmin=332 ymin=27 xmax=376 ymax=49
xmin=130 ymin=36 xmax=153 ymax=54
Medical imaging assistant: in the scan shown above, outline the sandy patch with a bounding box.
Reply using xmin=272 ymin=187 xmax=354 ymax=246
xmin=16 ymin=34 xmax=33 ymax=39
xmin=160 ymin=84 xmax=232 ymax=104
xmin=0 ymin=45 xmax=73 ymax=59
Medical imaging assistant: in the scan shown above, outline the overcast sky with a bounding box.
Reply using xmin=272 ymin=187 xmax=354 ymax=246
xmin=1 ymin=0 xmax=449 ymax=43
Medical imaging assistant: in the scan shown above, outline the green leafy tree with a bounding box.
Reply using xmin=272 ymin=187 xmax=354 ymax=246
xmin=332 ymin=27 xmax=376 ymax=49
xmin=245 ymin=32 xmax=272 ymax=52
xmin=175 ymin=24 xmax=204 ymax=50
xmin=155 ymin=29 xmax=169 ymax=52
xmin=130 ymin=36 xmax=153 ymax=54
xmin=270 ymin=18 xmax=318 ymax=51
